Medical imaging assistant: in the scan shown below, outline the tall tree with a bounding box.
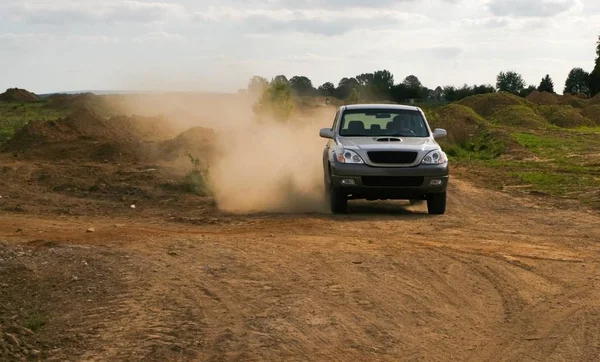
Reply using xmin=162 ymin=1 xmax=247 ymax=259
xmin=247 ymin=76 xmax=269 ymax=98
xmin=564 ymin=67 xmax=590 ymax=95
xmin=402 ymin=75 xmax=422 ymax=89
xmin=372 ymin=70 xmax=394 ymax=94
xmin=289 ymin=76 xmax=314 ymax=96
xmin=272 ymin=75 xmax=288 ymax=84
xmin=356 ymin=73 xmax=374 ymax=87
xmin=519 ymin=85 xmax=537 ymax=97
xmin=496 ymin=71 xmax=526 ymax=95
xmin=538 ymin=74 xmax=555 ymax=93
xmin=336 ymin=77 xmax=359 ymax=99
xmin=589 ymin=35 xmax=600 ymax=96
xmin=253 ymin=78 xmax=295 ymax=122
xmin=318 ymin=82 xmax=335 ymax=97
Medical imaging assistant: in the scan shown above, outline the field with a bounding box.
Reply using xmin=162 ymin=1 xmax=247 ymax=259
xmin=1 ymin=90 xmax=599 ymax=361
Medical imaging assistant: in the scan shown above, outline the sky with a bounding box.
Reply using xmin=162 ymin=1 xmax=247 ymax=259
xmin=1 ymin=0 xmax=599 ymax=94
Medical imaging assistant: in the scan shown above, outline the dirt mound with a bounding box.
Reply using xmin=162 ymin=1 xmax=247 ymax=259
xmin=427 ymin=104 xmax=487 ymax=144
xmin=559 ymin=94 xmax=589 ymax=108
xmin=526 ymin=90 xmax=559 ymax=105
xmin=1 ymin=108 xmax=216 ymax=164
xmin=590 ymin=94 xmax=600 ymax=105
xmin=1 ymin=109 xmax=177 ymax=162
xmin=44 ymin=92 xmax=98 ymax=108
xmin=537 ymin=105 xmax=595 ymax=128
xmin=457 ymin=91 xmax=533 ymax=117
xmin=490 ymin=105 xmax=547 ymax=129
xmin=582 ymin=105 xmax=600 ymax=125
xmin=0 ymin=88 xmax=39 ymax=102
xmin=158 ymin=127 xmax=217 ymax=163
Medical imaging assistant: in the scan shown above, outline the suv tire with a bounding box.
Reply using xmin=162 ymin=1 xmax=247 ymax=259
xmin=327 ymin=184 xmax=347 ymax=214
xmin=427 ymin=193 xmax=446 ymax=215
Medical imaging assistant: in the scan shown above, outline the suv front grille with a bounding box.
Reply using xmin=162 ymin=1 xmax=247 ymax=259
xmin=367 ymin=151 xmax=418 ymax=164
xmin=362 ymin=176 xmax=424 ymax=187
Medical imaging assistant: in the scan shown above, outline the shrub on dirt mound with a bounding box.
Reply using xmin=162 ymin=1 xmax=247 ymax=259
xmin=490 ymin=105 xmax=547 ymax=129
xmin=526 ymin=90 xmax=559 ymax=105
xmin=0 ymin=88 xmax=39 ymax=102
xmin=427 ymin=104 xmax=487 ymax=144
xmin=582 ymin=105 xmax=600 ymax=125
xmin=537 ymin=105 xmax=595 ymax=128
xmin=457 ymin=91 xmax=533 ymax=118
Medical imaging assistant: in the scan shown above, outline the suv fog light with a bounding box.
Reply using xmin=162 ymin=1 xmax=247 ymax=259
xmin=429 ymin=179 xmax=443 ymax=186
xmin=341 ymin=179 xmax=356 ymax=185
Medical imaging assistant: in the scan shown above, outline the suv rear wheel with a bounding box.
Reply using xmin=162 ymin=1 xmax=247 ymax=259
xmin=427 ymin=193 xmax=446 ymax=215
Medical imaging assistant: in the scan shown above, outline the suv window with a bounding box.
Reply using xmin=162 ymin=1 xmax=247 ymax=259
xmin=339 ymin=109 xmax=429 ymax=137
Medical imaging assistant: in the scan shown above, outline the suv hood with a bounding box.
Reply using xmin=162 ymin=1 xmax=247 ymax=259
xmin=338 ymin=136 xmax=439 ymax=152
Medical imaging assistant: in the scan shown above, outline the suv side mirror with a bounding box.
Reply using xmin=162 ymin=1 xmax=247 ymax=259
xmin=319 ymin=128 xmax=334 ymax=139
xmin=432 ymin=128 xmax=447 ymax=140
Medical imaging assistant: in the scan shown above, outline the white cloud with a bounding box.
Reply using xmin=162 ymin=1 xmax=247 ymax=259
xmin=488 ymin=0 xmax=576 ymax=17
xmin=5 ymin=0 xmax=185 ymax=24
xmin=194 ymin=6 xmax=428 ymax=35
xmin=0 ymin=0 xmax=598 ymax=94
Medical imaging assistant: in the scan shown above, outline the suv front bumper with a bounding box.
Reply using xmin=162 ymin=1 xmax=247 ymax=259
xmin=330 ymin=162 xmax=449 ymax=200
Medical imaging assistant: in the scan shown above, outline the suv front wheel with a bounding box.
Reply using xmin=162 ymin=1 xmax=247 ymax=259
xmin=427 ymin=193 xmax=446 ymax=215
xmin=325 ymin=177 xmax=347 ymax=214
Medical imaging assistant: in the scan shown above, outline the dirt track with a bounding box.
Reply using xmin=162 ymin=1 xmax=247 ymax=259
xmin=1 ymin=175 xmax=599 ymax=361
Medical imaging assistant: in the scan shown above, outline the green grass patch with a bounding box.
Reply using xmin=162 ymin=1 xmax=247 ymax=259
xmin=514 ymin=171 xmax=599 ymax=196
xmin=512 ymin=132 xmax=578 ymax=153
xmin=0 ymin=101 xmax=69 ymax=143
xmin=445 ymin=130 xmax=509 ymax=160
xmin=24 ymin=313 xmax=47 ymax=332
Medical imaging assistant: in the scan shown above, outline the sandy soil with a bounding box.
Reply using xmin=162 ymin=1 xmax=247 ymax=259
xmin=1 ymin=160 xmax=599 ymax=361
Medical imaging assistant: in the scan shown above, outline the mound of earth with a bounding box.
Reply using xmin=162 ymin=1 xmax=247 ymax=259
xmin=537 ymin=105 xmax=595 ymax=128
xmin=582 ymin=105 xmax=600 ymax=125
xmin=0 ymin=88 xmax=39 ymax=102
xmin=457 ymin=91 xmax=533 ymax=118
xmin=490 ymin=105 xmax=547 ymax=129
xmin=526 ymin=90 xmax=559 ymax=105
xmin=1 ymin=108 xmax=216 ymax=164
xmin=559 ymin=94 xmax=589 ymax=108
xmin=158 ymin=126 xmax=218 ymax=163
xmin=590 ymin=94 xmax=600 ymax=105
xmin=43 ymin=93 xmax=98 ymax=109
xmin=427 ymin=104 xmax=487 ymax=144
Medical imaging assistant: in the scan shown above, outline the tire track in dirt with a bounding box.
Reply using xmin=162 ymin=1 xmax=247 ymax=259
xmin=1 ymin=178 xmax=599 ymax=361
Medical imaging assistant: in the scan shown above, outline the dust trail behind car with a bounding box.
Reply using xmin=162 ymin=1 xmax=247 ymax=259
xmin=106 ymin=93 xmax=336 ymax=213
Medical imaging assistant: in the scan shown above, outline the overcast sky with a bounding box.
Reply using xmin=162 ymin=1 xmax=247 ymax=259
xmin=1 ymin=0 xmax=599 ymax=94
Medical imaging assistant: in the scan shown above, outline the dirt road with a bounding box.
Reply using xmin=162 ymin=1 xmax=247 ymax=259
xmin=1 ymin=178 xmax=599 ymax=361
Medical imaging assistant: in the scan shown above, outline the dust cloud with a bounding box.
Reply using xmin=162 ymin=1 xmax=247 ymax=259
xmin=106 ymin=92 xmax=336 ymax=213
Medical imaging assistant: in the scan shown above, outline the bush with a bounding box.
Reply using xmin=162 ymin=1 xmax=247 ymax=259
xmin=181 ymin=153 xmax=211 ymax=196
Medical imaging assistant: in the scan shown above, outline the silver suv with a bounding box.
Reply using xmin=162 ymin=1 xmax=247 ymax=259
xmin=319 ymin=104 xmax=449 ymax=214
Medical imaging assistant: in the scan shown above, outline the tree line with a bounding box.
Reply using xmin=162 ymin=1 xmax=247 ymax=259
xmin=247 ymin=34 xmax=600 ymax=104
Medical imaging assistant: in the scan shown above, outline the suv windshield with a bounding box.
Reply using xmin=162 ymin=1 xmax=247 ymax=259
xmin=339 ymin=108 xmax=429 ymax=137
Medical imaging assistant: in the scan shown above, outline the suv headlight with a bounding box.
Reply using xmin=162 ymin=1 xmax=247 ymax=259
xmin=336 ymin=149 xmax=364 ymax=164
xmin=421 ymin=149 xmax=447 ymax=165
